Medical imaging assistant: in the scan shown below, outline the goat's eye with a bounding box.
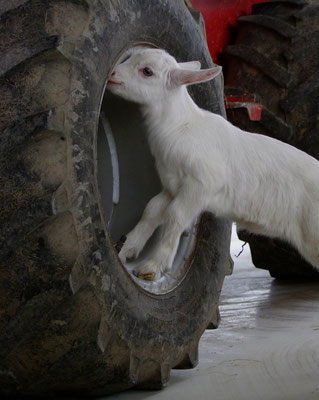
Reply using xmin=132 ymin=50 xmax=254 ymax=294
xmin=143 ymin=67 xmax=153 ymax=77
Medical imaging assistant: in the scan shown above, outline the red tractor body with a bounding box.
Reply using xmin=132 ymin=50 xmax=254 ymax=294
xmin=191 ymin=0 xmax=269 ymax=64
xmin=191 ymin=0 xmax=271 ymax=121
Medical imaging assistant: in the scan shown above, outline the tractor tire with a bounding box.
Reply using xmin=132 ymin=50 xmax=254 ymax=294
xmin=0 ymin=0 xmax=231 ymax=397
xmin=225 ymin=0 xmax=319 ymax=279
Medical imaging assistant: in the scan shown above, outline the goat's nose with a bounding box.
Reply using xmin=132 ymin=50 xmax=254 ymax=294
xmin=111 ymin=71 xmax=116 ymax=76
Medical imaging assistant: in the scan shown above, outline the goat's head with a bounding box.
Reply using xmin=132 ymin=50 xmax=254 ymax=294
xmin=107 ymin=48 xmax=222 ymax=104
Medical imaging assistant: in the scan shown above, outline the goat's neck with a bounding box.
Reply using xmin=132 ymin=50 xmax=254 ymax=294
xmin=141 ymin=87 xmax=198 ymax=140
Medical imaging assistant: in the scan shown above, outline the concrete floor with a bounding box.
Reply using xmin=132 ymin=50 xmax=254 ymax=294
xmin=105 ymin=227 xmax=319 ymax=400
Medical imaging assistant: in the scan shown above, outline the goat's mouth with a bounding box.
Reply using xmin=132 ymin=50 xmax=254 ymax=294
xmin=107 ymin=80 xmax=123 ymax=86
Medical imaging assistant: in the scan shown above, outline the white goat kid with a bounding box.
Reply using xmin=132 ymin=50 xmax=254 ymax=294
xmin=107 ymin=48 xmax=319 ymax=280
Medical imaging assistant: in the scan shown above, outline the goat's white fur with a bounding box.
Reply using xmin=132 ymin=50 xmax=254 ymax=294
xmin=107 ymin=48 xmax=319 ymax=280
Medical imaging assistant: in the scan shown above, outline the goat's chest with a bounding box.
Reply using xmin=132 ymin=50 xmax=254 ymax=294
xmin=154 ymin=152 xmax=186 ymax=196
xmin=148 ymin=131 xmax=190 ymax=196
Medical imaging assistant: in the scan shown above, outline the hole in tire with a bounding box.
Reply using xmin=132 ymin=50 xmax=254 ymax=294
xmin=97 ymin=46 xmax=197 ymax=294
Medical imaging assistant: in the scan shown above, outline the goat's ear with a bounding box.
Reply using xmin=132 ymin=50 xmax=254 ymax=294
xmin=168 ymin=66 xmax=222 ymax=88
xmin=178 ymin=61 xmax=201 ymax=71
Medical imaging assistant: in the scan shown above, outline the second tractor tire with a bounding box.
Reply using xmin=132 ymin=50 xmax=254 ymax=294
xmin=225 ymin=0 xmax=319 ymax=279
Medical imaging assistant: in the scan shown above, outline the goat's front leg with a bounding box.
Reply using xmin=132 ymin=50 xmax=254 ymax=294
xmin=119 ymin=190 xmax=172 ymax=263
xmin=136 ymin=185 xmax=204 ymax=280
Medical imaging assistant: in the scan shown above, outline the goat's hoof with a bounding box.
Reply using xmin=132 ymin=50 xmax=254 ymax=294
xmin=135 ymin=261 xmax=162 ymax=281
xmin=115 ymin=235 xmax=127 ymax=253
xmin=137 ymin=272 xmax=154 ymax=281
